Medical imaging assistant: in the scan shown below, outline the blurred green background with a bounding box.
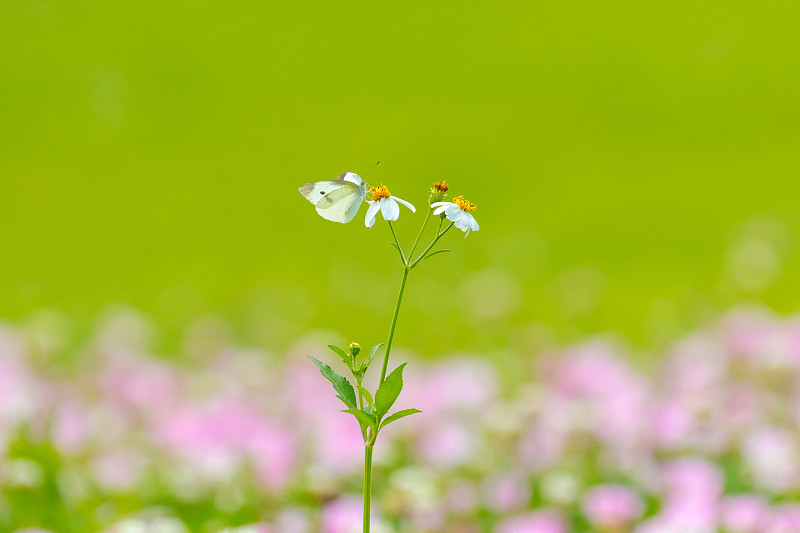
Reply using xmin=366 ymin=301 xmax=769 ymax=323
xmin=2 ymin=0 xmax=800 ymax=356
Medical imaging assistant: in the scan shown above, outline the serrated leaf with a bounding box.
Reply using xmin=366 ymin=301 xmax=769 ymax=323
xmin=421 ymin=249 xmax=451 ymax=262
xmin=335 ymin=395 xmax=354 ymax=409
xmin=374 ymin=363 xmax=407 ymax=417
xmin=379 ymin=408 xmax=422 ymax=430
xmin=307 ymin=355 xmax=357 ymax=409
xmin=342 ymin=408 xmax=377 ymax=430
xmin=327 ymin=345 xmax=351 ymax=366
xmin=357 ymin=386 xmax=375 ymax=409
xmin=366 ymin=343 xmax=383 ymax=367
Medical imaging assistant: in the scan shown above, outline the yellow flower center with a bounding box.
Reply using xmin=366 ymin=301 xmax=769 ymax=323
xmin=453 ymin=195 xmax=477 ymax=212
xmin=370 ymin=184 xmax=392 ymax=201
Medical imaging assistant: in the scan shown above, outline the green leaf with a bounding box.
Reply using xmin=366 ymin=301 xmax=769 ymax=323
xmin=342 ymin=408 xmax=377 ymax=431
xmin=379 ymin=408 xmax=422 ymax=430
xmin=366 ymin=343 xmax=383 ymax=367
xmin=334 ymin=395 xmax=353 ymax=408
xmin=306 ymin=355 xmax=358 ymax=409
xmin=421 ymin=249 xmax=451 ymax=262
xmin=357 ymin=386 xmax=375 ymax=409
xmin=374 ymin=363 xmax=407 ymax=417
xmin=327 ymin=345 xmax=350 ymax=366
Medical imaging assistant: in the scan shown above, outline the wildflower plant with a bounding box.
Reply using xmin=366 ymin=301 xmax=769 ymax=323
xmin=298 ymin=172 xmax=478 ymax=532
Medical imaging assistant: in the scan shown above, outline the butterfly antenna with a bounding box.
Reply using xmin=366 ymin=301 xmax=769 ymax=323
xmin=364 ymin=161 xmax=380 ymax=178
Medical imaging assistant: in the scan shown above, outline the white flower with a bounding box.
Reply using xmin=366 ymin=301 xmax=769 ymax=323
xmin=365 ymin=184 xmax=416 ymax=228
xmin=431 ymin=195 xmax=479 ymax=237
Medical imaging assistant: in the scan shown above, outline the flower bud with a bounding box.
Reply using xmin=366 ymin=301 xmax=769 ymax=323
xmin=349 ymin=342 xmax=361 ymax=357
xmin=429 ymin=180 xmax=449 ymax=203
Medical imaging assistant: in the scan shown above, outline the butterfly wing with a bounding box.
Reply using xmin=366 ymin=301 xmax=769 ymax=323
xmin=315 ymin=184 xmax=364 ymax=223
xmin=298 ymin=180 xmax=350 ymax=205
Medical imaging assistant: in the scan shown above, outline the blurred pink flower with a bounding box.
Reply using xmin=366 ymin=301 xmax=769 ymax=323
xmin=97 ymin=348 xmax=182 ymax=420
xmin=743 ymin=426 xmax=800 ymax=494
xmin=274 ymin=508 xmax=310 ymax=533
xmin=312 ymin=415 xmax=364 ymax=475
xmin=416 ymin=421 xmax=476 ymax=468
xmin=51 ymin=400 xmax=90 ymax=455
xmin=651 ymin=399 xmax=691 ymax=448
xmin=662 ymin=457 xmax=723 ymax=500
xmin=517 ymin=404 xmax=568 ymax=472
xmin=322 ymin=496 xmax=387 ymax=533
xmin=484 ymin=472 xmax=530 ymax=512
xmin=447 ymin=481 xmax=480 ymax=514
xmin=159 ymin=402 xmax=295 ymax=486
xmin=0 ymin=331 xmax=40 ymax=427
xmin=766 ymin=504 xmax=800 ymax=533
xmin=549 ymin=342 xmax=633 ymax=398
xmin=91 ymin=448 xmax=146 ymax=491
xmin=721 ymin=495 xmax=769 ymax=533
xmin=497 ymin=511 xmax=565 ymax=533
xmin=657 ymin=458 xmax=722 ymax=533
xmin=581 ymin=484 xmax=644 ymax=530
xmin=409 ymin=359 xmax=497 ymax=414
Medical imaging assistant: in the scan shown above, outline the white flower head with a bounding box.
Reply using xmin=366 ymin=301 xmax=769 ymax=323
xmin=432 ymin=195 xmax=479 ymax=237
xmin=365 ymin=184 xmax=416 ymax=228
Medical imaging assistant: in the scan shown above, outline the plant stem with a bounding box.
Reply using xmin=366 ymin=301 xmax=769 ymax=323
xmin=379 ymin=266 xmax=409 ymax=383
xmin=388 ymin=221 xmax=406 ymax=265
xmin=410 ymin=222 xmax=455 ymax=269
xmin=356 ymin=377 xmax=367 ymax=442
xmin=408 ymin=207 xmax=433 ymax=258
xmin=363 ymin=443 xmax=374 ymax=533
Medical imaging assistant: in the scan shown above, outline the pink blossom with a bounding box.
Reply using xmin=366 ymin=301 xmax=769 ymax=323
xmin=484 ymin=473 xmax=530 ymax=512
xmin=312 ymin=415 xmax=364 ymax=475
xmin=97 ymin=348 xmax=181 ymax=420
xmin=409 ymin=359 xmax=497 ymax=415
xmin=447 ymin=480 xmax=480 ymax=514
xmin=91 ymin=448 xmax=146 ymax=490
xmin=159 ymin=402 xmax=295 ymax=485
xmin=662 ymin=457 xmax=723 ymax=501
xmin=322 ymin=496 xmax=385 ymax=533
xmin=651 ymin=399 xmax=691 ymax=448
xmin=743 ymin=426 xmax=800 ymax=493
xmin=581 ymin=484 xmax=643 ymax=529
xmin=767 ymin=504 xmax=800 ymax=533
xmin=51 ymin=400 xmax=90 ymax=455
xmin=416 ymin=421 xmax=475 ymax=468
xmin=497 ymin=511 xmax=565 ymax=533
xmin=721 ymin=495 xmax=768 ymax=533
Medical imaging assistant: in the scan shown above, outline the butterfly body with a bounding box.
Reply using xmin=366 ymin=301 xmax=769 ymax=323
xmin=299 ymin=172 xmax=367 ymax=223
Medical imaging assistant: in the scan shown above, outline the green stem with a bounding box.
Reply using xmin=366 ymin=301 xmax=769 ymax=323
xmin=408 ymin=207 xmax=433 ymax=258
xmin=363 ymin=443 xmax=374 ymax=533
xmin=379 ymin=266 xmax=409 ymax=384
xmin=388 ymin=221 xmax=406 ymax=265
xmin=410 ymin=222 xmax=455 ymax=269
xmin=356 ymin=377 xmax=367 ymax=442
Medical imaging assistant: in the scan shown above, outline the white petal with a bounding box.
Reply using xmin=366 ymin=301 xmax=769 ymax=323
xmin=381 ymin=197 xmax=400 ymax=221
xmin=393 ymin=196 xmax=416 ymax=213
xmin=467 ymin=213 xmax=479 ymax=231
xmin=430 ymin=202 xmax=450 ymax=208
xmin=433 ymin=205 xmax=449 ymax=216
xmin=446 ymin=205 xmax=463 ymax=222
xmin=365 ymin=201 xmax=380 ymax=228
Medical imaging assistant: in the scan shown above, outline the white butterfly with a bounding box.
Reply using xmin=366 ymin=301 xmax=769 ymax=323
xmin=298 ymin=172 xmax=367 ymax=223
